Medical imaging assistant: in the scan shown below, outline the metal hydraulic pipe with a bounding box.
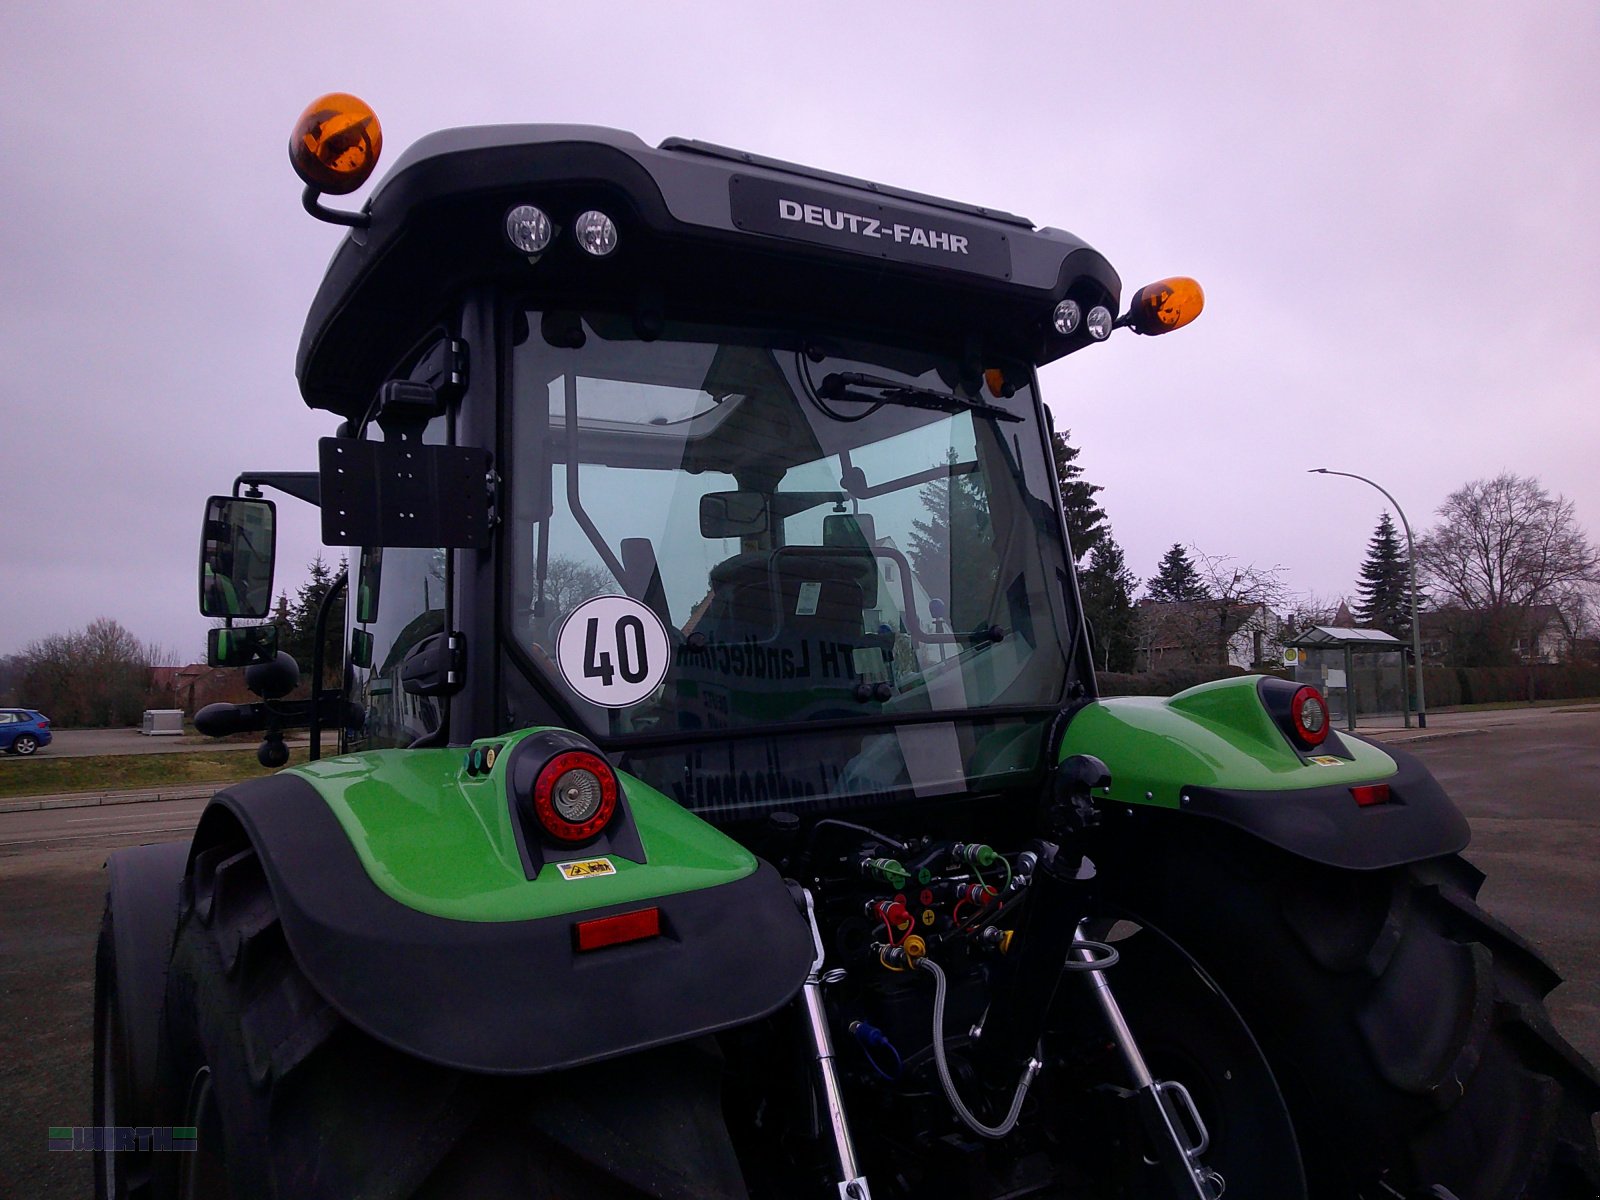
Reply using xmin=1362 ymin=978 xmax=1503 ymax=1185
xmin=796 ymin=889 xmax=872 ymax=1200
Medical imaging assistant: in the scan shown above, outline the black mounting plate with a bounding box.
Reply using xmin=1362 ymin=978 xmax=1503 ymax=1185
xmin=318 ymin=437 xmax=492 ymax=549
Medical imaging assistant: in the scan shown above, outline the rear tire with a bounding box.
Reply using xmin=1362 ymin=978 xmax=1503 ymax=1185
xmin=94 ymin=904 xmax=139 ymax=1200
xmin=1101 ymin=821 xmax=1600 ymax=1199
xmin=158 ymin=838 xmax=742 ymax=1199
xmin=13 ymin=733 xmax=38 ymax=755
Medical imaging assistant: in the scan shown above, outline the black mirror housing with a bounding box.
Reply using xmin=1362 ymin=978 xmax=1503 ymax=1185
xmin=199 ymin=496 xmax=277 ymax=619
xmin=699 ymin=491 xmax=768 ymax=538
xmin=207 ymin=625 xmax=280 ymax=668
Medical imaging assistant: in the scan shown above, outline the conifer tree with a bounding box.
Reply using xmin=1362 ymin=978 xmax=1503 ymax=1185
xmin=1079 ymin=531 xmax=1140 ymax=671
xmin=908 ymin=451 xmax=994 ymax=631
xmin=1354 ymin=512 xmax=1410 ymax=637
xmin=1146 ymin=543 xmax=1209 ymax=603
xmin=1051 ymin=429 xmax=1107 ymax=564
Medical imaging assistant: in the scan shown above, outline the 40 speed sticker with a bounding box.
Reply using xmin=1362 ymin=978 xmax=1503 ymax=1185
xmin=555 ymin=595 xmax=671 ymax=708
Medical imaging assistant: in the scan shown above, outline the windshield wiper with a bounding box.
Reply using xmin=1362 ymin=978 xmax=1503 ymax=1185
xmin=818 ymin=371 xmax=1023 ymax=422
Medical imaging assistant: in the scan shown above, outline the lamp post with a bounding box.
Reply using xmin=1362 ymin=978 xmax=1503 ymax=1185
xmin=1309 ymin=469 xmax=1427 ymax=728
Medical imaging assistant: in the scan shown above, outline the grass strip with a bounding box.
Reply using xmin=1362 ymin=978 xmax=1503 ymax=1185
xmin=0 ymin=748 xmax=315 ymax=800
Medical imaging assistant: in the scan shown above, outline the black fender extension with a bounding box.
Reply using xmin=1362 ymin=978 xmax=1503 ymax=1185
xmin=1173 ymin=743 xmax=1471 ymax=871
xmin=188 ymin=772 xmax=814 ymax=1074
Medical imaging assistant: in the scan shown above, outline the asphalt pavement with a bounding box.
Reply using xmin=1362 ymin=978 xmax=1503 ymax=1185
xmin=0 ymin=707 xmax=1596 ymax=1199
xmin=0 ymin=726 xmax=317 ymax=761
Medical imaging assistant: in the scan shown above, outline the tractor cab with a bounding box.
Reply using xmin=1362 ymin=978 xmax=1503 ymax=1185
xmin=200 ymin=94 xmax=1201 ymax=822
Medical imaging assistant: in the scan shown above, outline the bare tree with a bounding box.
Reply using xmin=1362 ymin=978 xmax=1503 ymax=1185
xmin=532 ymin=555 xmax=615 ymax=634
xmin=1280 ymin=592 xmax=1343 ymax=640
xmin=1192 ymin=550 xmax=1291 ymax=666
xmin=1417 ymin=474 xmax=1599 ymax=666
xmin=15 ymin=618 xmax=167 ymax=726
xmin=1136 ymin=549 xmax=1290 ymax=669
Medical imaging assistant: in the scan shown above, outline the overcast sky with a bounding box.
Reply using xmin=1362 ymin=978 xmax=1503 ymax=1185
xmin=3 ymin=2 xmax=1596 ymax=662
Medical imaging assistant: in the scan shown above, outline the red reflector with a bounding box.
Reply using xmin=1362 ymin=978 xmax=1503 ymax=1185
xmin=1351 ymin=784 xmax=1391 ymax=807
xmin=574 ymin=908 xmax=661 ymax=952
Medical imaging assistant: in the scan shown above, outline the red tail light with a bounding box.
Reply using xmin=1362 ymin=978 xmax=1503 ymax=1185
xmin=532 ymin=750 xmax=619 ymax=843
xmin=574 ymin=907 xmax=661 ymax=951
xmin=1350 ymin=784 xmax=1391 ymax=807
xmin=1289 ymin=686 xmax=1330 ymax=748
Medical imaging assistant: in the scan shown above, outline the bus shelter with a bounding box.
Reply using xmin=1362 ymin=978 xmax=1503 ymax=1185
xmin=1286 ymin=626 xmax=1411 ymax=730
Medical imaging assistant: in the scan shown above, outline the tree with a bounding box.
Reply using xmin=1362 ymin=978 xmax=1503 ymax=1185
xmin=908 ymin=450 xmax=994 ymax=631
xmin=1145 ymin=544 xmax=1208 ymax=603
xmin=1280 ymin=593 xmax=1342 ymax=641
xmin=1192 ymin=551 xmax=1290 ymax=666
xmin=535 ymin=556 xmax=614 ymax=622
xmin=1051 ymin=429 xmax=1107 ymax=564
xmin=279 ymin=555 xmax=346 ymax=677
xmin=1139 ymin=549 xmax=1289 ymax=668
xmin=1417 ymin=474 xmax=1599 ymax=666
xmin=1079 ymin=530 xmax=1140 ymax=671
xmin=1354 ymin=511 xmax=1412 ymax=638
xmin=15 ymin=618 xmax=165 ymax=727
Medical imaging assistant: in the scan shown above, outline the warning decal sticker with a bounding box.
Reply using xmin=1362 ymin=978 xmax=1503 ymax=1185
xmin=556 ymin=858 xmax=617 ymax=880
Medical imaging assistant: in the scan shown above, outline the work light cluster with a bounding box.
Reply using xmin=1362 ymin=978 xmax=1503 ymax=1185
xmin=505 ymin=204 xmax=619 ymax=259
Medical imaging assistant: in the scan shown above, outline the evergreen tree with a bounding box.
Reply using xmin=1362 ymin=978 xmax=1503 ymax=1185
xmin=282 ymin=555 xmax=346 ymax=677
xmin=1079 ymin=531 xmax=1140 ymax=671
xmin=1146 ymin=543 xmax=1209 ymax=602
xmin=1354 ymin=512 xmax=1411 ymax=637
xmin=1051 ymin=429 xmax=1107 ymax=564
xmin=908 ymin=451 xmax=994 ymax=631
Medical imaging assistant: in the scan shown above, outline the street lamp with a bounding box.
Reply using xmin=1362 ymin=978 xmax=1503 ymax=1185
xmin=1309 ymin=469 xmax=1427 ymax=728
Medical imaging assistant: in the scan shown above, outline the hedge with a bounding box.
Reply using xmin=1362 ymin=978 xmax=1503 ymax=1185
xmin=1096 ymin=665 xmax=1293 ymax=697
xmin=1421 ymin=663 xmax=1600 ymax=707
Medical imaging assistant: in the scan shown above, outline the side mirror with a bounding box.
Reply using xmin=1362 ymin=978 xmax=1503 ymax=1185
xmin=207 ymin=625 xmax=280 ymax=668
xmin=700 ymin=492 xmax=768 ymax=538
xmin=199 ymin=496 xmax=276 ymax=619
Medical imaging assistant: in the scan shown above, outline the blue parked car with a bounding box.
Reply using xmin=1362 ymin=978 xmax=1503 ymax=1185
xmin=0 ymin=708 xmax=52 ymax=755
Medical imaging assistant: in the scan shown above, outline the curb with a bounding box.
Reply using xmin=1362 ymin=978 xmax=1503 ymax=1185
xmin=1354 ymin=728 xmax=1489 ymax=746
xmin=0 ymin=785 xmax=221 ymax=815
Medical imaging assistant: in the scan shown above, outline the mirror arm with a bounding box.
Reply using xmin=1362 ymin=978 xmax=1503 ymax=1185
xmin=233 ymin=471 xmax=321 ymax=507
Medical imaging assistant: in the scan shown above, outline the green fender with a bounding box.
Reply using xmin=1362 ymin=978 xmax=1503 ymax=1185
xmin=285 ymin=727 xmax=756 ymax=922
xmin=1057 ymin=677 xmax=1469 ymax=870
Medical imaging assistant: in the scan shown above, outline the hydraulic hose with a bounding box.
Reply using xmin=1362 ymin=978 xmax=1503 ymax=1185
xmin=914 ymin=957 xmax=1040 ymax=1140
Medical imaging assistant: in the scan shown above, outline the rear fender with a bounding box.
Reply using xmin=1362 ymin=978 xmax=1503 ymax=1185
xmin=1060 ymin=677 xmax=1469 ymax=870
xmin=187 ymin=732 xmax=814 ymax=1074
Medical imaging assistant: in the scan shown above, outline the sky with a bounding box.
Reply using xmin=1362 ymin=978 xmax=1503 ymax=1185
xmin=2 ymin=1 xmax=1597 ymax=662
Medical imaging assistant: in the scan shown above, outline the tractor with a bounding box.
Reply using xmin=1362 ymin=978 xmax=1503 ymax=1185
xmin=94 ymin=94 xmax=1600 ymax=1199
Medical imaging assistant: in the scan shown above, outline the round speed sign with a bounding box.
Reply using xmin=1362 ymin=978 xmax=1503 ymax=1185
xmin=555 ymin=595 xmax=671 ymax=708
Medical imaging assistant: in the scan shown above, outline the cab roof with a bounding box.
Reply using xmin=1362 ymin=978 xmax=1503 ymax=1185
xmin=297 ymin=125 xmax=1120 ymax=418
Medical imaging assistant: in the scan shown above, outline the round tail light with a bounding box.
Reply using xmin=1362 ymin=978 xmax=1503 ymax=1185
xmin=532 ymin=750 xmax=619 ymax=843
xmin=1290 ymin=686 xmax=1330 ymax=748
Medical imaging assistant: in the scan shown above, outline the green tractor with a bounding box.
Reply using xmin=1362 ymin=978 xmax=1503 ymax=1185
xmin=95 ymin=94 xmax=1599 ymax=1199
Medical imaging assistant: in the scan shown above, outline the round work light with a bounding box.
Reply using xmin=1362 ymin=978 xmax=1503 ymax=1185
xmin=573 ymin=210 xmax=619 ymax=257
xmin=505 ymin=205 xmax=553 ymax=255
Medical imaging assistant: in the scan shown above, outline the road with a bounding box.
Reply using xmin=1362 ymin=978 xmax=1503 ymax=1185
xmin=1 ymin=714 xmax=1596 ymax=1198
xmin=0 ymin=797 xmax=210 ymax=854
xmin=0 ymin=727 xmax=311 ymax=761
